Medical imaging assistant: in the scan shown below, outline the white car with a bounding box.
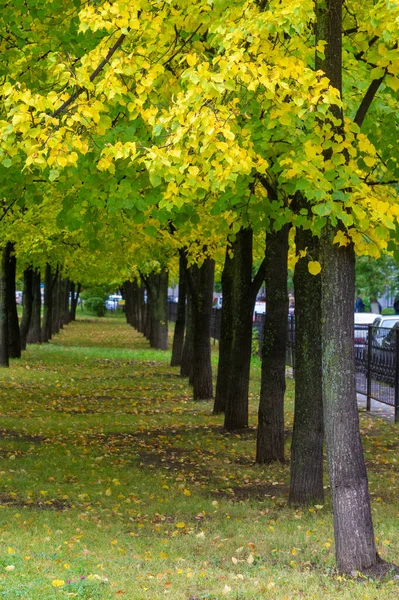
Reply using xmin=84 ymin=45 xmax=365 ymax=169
xmin=354 ymin=313 xmax=381 ymax=345
xmin=106 ymin=295 xmax=122 ymax=310
xmin=370 ymin=314 xmax=399 ymax=346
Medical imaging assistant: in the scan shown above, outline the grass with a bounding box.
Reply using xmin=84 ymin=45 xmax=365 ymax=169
xmin=0 ymin=315 xmax=398 ymax=599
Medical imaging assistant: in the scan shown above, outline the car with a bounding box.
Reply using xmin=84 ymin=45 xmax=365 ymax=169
xmin=212 ymin=295 xmax=222 ymax=310
xmin=354 ymin=312 xmax=377 ymax=345
xmin=370 ymin=314 xmax=399 ymax=347
xmin=106 ymin=294 xmax=122 ymax=310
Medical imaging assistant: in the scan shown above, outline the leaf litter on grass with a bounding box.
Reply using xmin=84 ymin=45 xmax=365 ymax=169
xmin=0 ymin=315 xmax=398 ymax=598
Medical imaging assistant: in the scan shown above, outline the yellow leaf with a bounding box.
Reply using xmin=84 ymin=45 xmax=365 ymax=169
xmin=308 ymin=261 xmax=321 ymax=276
xmin=183 ymin=489 xmax=191 ymax=496
xmin=363 ymin=155 xmax=376 ymax=168
xmin=186 ymin=54 xmax=197 ymax=67
xmin=176 ymin=522 xmax=185 ymax=529
xmin=7 ymin=547 xmax=15 ymax=554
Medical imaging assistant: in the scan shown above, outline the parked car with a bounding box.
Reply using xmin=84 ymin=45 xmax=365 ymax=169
xmin=370 ymin=314 xmax=399 ymax=347
xmin=354 ymin=312 xmax=376 ymax=345
xmin=212 ymin=295 xmax=222 ymax=310
xmin=106 ymin=294 xmax=122 ymax=310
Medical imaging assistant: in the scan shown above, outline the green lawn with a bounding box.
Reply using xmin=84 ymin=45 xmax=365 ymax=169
xmin=0 ymin=315 xmax=397 ymax=599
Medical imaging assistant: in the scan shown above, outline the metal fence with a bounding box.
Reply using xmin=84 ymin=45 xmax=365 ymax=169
xmin=167 ymin=304 xmax=399 ymax=421
xmin=354 ymin=324 xmax=399 ymax=420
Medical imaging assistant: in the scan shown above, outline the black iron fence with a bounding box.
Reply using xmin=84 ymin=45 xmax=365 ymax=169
xmin=167 ymin=304 xmax=399 ymax=420
xmin=354 ymin=324 xmax=399 ymax=420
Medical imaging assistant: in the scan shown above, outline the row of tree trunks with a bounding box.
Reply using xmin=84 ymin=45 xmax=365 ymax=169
xmin=125 ymin=270 xmax=169 ymax=351
xmin=124 ymin=280 xmax=146 ymax=333
xmin=0 ymin=251 xmax=78 ymax=362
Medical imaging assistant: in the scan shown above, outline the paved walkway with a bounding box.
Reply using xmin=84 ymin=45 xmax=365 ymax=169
xmin=357 ymin=393 xmax=395 ymax=423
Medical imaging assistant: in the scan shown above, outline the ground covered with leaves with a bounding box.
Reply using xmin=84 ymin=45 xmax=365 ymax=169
xmin=0 ymin=315 xmax=398 ymax=599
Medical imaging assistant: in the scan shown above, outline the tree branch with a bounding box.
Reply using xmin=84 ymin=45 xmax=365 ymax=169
xmin=354 ymin=73 xmax=385 ymax=127
xmin=249 ymin=256 xmax=266 ymax=306
xmin=255 ymin=173 xmax=278 ymax=201
xmin=51 ymin=33 xmax=126 ymax=119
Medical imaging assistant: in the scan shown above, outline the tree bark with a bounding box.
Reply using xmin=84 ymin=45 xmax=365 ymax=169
xmin=189 ymin=258 xmax=214 ymax=400
xmin=289 ymin=217 xmax=324 ymax=505
xmin=69 ymin=282 xmax=81 ymax=321
xmin=42 ymin=263 xmax=57 ymax=342
xmin=322 ymin=233 xmax=377 ymax=572
xmin=256 ymin=225 xmax=290 ymax=463
xmin=0 ymin=246 xmax=9 ymax=367
xmin=224 ymin=228 xmax=265 ymax=430
xmin=4 ymin=243 xmax=21 ymax=359
xmin=124 ymin=281 xmax=134 ymax=326
xmin=20 ymin=267 xmax=34 ymax=351
xmin=51 ymin=277 xmax=61 ymax=336
xmin=146 ymin=270 xmax=168 ymax=350
xmin=27 ymin=269 xmax=41 ymax=344
xmin=171 ymin=250 xmax=187 ymax=367
xmin=316 ymin=0 xmax=378 ymax=573
xmin=180 ymin=294 xmax=194 ymax=380
xmin=214 ymin=243 xmax=234 ymax=414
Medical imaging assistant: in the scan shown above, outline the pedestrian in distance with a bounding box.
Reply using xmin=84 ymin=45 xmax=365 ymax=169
xmin=355 ymin=294 xmax=365 ymax=313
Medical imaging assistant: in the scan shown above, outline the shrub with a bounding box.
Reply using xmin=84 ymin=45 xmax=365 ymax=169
xmin=84 ymin=296 xmax=106 ymax=317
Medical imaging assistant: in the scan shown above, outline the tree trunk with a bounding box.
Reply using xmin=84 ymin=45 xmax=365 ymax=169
xmin=214 ymin=243 xmax=234 ymax=414
xmin=225 ymin=228 xmax=264 ymax=430
xmin=180 ymin=295 xmax=194 ymax=380
xmin=256 ymin=225 xmax=289 ymax=463
xmin=51 ymin=277 xmax=61 ymax=336
xmin=0 ymin=246 xmax=9 ymax=367
xmin=189 ymin=258 xmax=214 ymax=400
xmin=171 ymin=251 xmax=187 ymax=367
xmin=42 ymin=263 xmax=56 ymax=343
xmin=317 ymin=0 xmax=378 ymax=573
xmin=62 ymin=279 xmax=71 ymax=325
xmin=20 ymin=267 xmax=34 ymax=351
xmin=69 ymin=282 xmax=81 ymax=321
xmin=289 ymin=217 xmax=324 ymax=505
xmin=5 ymin=243 xmax=21 ymax=359
xmin=147 ymin=270 xmax=168 ymax=350
xmin=137 ymin=283 xmax=146 ymax=333
xmin=124 ymin=281 xmax=134 ymax=326
xmin=322 ymin=233 xmax=377 ymax=572
xmin=27 ymin=269 xmax=41 ymax=344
